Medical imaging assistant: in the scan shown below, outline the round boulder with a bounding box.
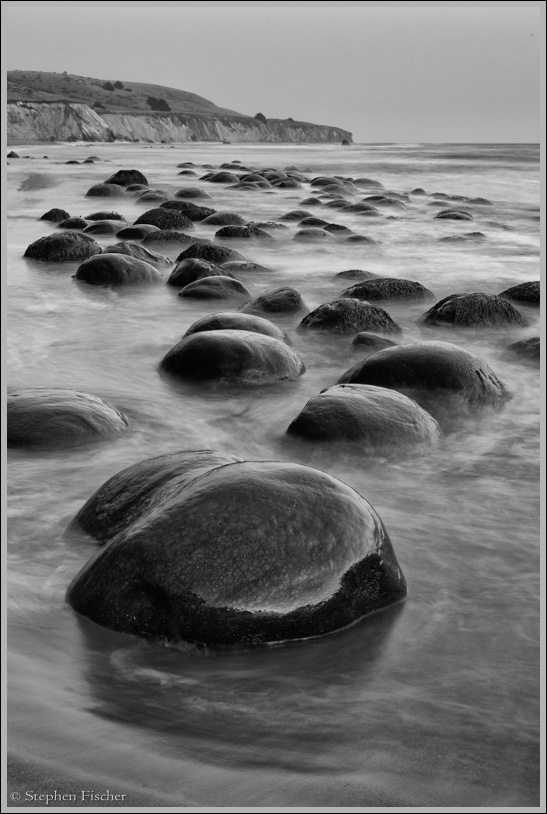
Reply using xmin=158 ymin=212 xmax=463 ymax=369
xmin=8 ymin=388 xmax=128 ymax=448
xmin=86 ymin=211 xmax=125 ymax=221
xmin=74 ymin=254 xmax=163 ymax=285
xmin=58 ymin=217 xmax=89 ymax=230
xmin=335 ymin=269 xmax=379 ymax=281
xmin=116 ymin=224 xmax=160 ymax=240
xmin=167 ymin=258 xmax=225 ymax=287
xmin=142 ymin=231 xmax=197 ymax=247
xmin=506 ymin=336 xmax=540 ymax=364
xmin=174 ymin=187 xmax=213 ymax=200
xmin=184 ymin=312 xmax=291 ymax=344
xmin=178 ymin=276 xmax=251 ymax=300
xmin=341 ymin=278 xmax=434 ymax=302
xmin=24 ymin=232 xmax=102 ymax=262
xmin=215 ymin=225 xmax=273 ymax=241
xmin=66 ymin=451 xmax=407 ymax=646
xmin=175 ymin=243 xmax=245 ymax=265
xmin=420 ymin=293 xmax=529 ymax=328
xmin=105 ymin=169 xmax=148 ymax=187
xmin=499 ymin=281 xmax=540 ymax=307
xmin=83 ymin=220 xmax=124 ymax=235
xmin=134 ymin=208 xmax=193 ymax=230
xmin=298 ymin=298 xmax=401 ymax=335
xmin=160 ymin=330 xmax=304 ymax=384
xmin=337 ymin=341 xmax=510 ymax=414
xmin=240 ymin=287 xmax=307 ymax=315
xmin=287 ymin=384 xmax=440 ymax=448
xmin=202 ymin=212 xmax=247 ymax=226
xmin=101 ymin=241 xmax=172 ymax=269
xmin=86 ymin=184 xmax=126 ymax=197
xmin=160 ymin=201 xmax=216 ymax=221
xmin=40 ymin=208 xmax=70 ymax=222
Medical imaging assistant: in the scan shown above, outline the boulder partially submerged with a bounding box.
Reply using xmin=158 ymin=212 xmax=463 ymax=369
xmin=66 ymin=451 xmax=407 ymax=646
xmin=24 ymin=232 xmax=102 ymax=262
xmin=298 ymin=298 xmax=401 ymax=335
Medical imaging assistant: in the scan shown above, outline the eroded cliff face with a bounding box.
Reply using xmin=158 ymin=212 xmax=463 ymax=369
xmin=7 ymin=102 xmax=352 ymax=144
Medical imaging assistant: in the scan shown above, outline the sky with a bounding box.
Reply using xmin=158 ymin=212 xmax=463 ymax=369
xmin=2 ymin=1 xmax=543 ymax=143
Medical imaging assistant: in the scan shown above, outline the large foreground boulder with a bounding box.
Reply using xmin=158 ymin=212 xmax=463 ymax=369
xmin=298 ymin=298 xmax=401 ymax=335
xmin=337 ymin=341 xmax=510 ymax=415
xmin=74 ymin=253 xmax=163 ymax=285
xmin=66 ymin=450 xmax=407 ymax=646
xmin=24 ymin=232 xmax=102 ymax=262
xmin=160 ymin=330 xmax=304 ymax=384
xmin=8 ymin=388 xmax=128 ymax=448
xmin=183 ymin=312 xmax=290 ymax=344
xmin=287 ymin=384 xmax=440 ymax=449
xmin=420 ymin=293 xmax=528 ymax=328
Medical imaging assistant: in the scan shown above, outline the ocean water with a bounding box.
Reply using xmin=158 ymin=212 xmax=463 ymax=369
xmin=6 ymin=142 xmax=540 ymax=807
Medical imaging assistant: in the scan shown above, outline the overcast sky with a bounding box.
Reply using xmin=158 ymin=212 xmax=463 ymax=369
xmin=3 ymin=1 xmax=542 ymax=142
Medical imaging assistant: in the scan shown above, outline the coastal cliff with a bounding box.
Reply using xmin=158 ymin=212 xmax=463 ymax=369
xmin=7 ymin=101 xmax=352 ymax=144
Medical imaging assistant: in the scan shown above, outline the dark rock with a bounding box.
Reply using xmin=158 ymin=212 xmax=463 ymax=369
xmin=499 ymin=280 xmax=540 ymax=307
xmin=167 ymin=258 xmax=226 ymax=287
xmin=208 ymin=171 xmax=239 ymax=184
xmin=178 ymin=276 xmax=251 ymax=300
xmin=175 ymin=243 xmax=245 ymax=265
xmin=58 ymin=217 xmax=89 ymax=230
xmin=341 ymin=278 xmax=434 ymax=302
xmin=287 ymin=384 xmax=440 ymax=448
xmin=353 ymin=178 xmax=384 ymax=188
xmin=222 ymin=260 xmax=270 ymax=274
xmin=66 ymin=450 xmax=406 ymax=645
xmin=278 ymin=210 xmax=311 ymax=221
xmin=300 ymin=197 xmax=323 ymax=206
xmin=160 ymin=330 xmax=305 ymax=384
xmin=74 ymin=254 xmax=163 ymax=286
xmin=174 ymin=187 xmax=213 ymax=199
xmin=8 ymin=151 xmax=19 ymax=158
xmin=335 ymin=269 xmax=379 ymax=281
xmin=310 ymin=176 xmax=341 ymax=188
xmin=352 ymin=333 xmax=399 ymax=352
xmin=86 ymin=183 xmax=126 ymax=197
xmin=184 ymin=312 xmax=290 ymax=345
xmin=410 ymin=188 xmax=427 ymax=195
xmin=40 ymin=208 xmax=70 ymax=222
xmin=215 ymin=225 xmax=273 ymax=241
xmin=337 ymin=341 xmax=510 ymax=414
xmin=8 ymin=388 xmax=128 ymax=448
xmin=272 ymin=178 xmax=301 ymax=189
xmin=299 ymin=217 xmax=329 ymax=227
xmin=142 ymin=231 xmax=197 ymax=247
xmin=102 ymin=242 xmax=172 ymax=269
xmin=83 ymin=220 xmax=124 ymax=235
xmin=116 ymin=224 xmax=160 ymax=240
xmin=126 ymin=183 xmax=150 ymax=192
xmin=202 ymin=212 xmax=247 ymax=226
xmin=24 ymin=232 xmax=102 ymax=262
xmin=240 ymin=287 xmax=306 ymax=315
xmin=298 ymin=298 xmax=401 ymax=336
xmin=439 ymin=232 xmax=486 ymax=243
xmin=506 ymin=336 xmax=540 ymax=363
xmin=323 ymin=223 xmax=353 ymax=235
xmin=105 ymin=169 xmax=148 ymax=187
xmin=420 ymin=293 xmax=529 ymax=328
xmin=134 ymin=208 xmax=193 ymax=230
xmin=65 ymin=160 xmax=80 ymax=165
xmin=342 ymin=235 xmax=378 ymax=244
xmin=86 ymin=211 xmax=125 ymax=221
xmin=160 ymin=200 xmax=216 ymax=221
xmin=342 ymin=203 xmax=379 ymax=214
xmin=434 ymin=210 xmax=473 ymax=221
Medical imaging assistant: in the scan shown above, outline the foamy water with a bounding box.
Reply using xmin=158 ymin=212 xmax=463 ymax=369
xmin=7 ymin=142 xmax=540 ymax=807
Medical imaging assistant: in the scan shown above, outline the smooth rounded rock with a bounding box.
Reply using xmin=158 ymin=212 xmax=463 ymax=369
xmin=167 ymin=258 xmax=226 ymax=287
xmin=420 ymin=293 xmax=529 ymax=328
xmin=134 ymin=208 xmax=193 ymax=230
xmin=287 ymin=384 xmax=440 ymax=448
xmin=40 ymin=208 xmax=70 ymax=222
xmin=174 ymin=187 xmax=213 ymax=200
xmin=160 ymin=330 xmax=305 ymax=384
xmin=142 ymin=230 xmax=197 ymax=247
xmin=74 ymin=254 xmax=163 ymax=285
xmin=337 ymin=341 xmax=510 ymax=414
xmin=335 ymin=269 xmax=380 ymax=281
xmin=83 ymin=220 xmax=124 ymax=235
xmin=499 ymin=281 xmax=540 ymax=307
xmin=66 ymin=450 xmax=406 ymax=646
xmin=202 ymin=212 xmax=247 ymax=226
xmin=8 ymin=388 xmax=128 ymax=448
xmin=178 ymin=276 xmax=251 ymax=300
xmin=24 ymin=232 xmax=102 ymax=262
xmin=505 ymin=336 xmax=540 ymax=363
xmin=341 ymin=278 xmax=434 ymax=302
xmin=86 ymin=211 xmax=125 ymax=221
xmin=101 ymin=241 xmax=172 ymax=269
xmin=298 ymin=299 xmax=401 ymax=336
xmin=175 ymin=243 xmax=245 ymax=265
xmin=86 ymin=184 xmax=126 ymax=197
xmin=183 ymin=312 xmax=291 ymax=344
xmin=215 ymin=225 xmax=273 ymax=241
xmin=116 ymin=224 xmax=160 ymax=240
xmin=58 ymin=217 xmax=89 ymax=230
xmin=240 ymin=287 xmax=307 ymax=315
xmin=105 ymin=169 xmax=148 ymax=187
xmin=160 ymin=201 xmax=216 ymax=221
